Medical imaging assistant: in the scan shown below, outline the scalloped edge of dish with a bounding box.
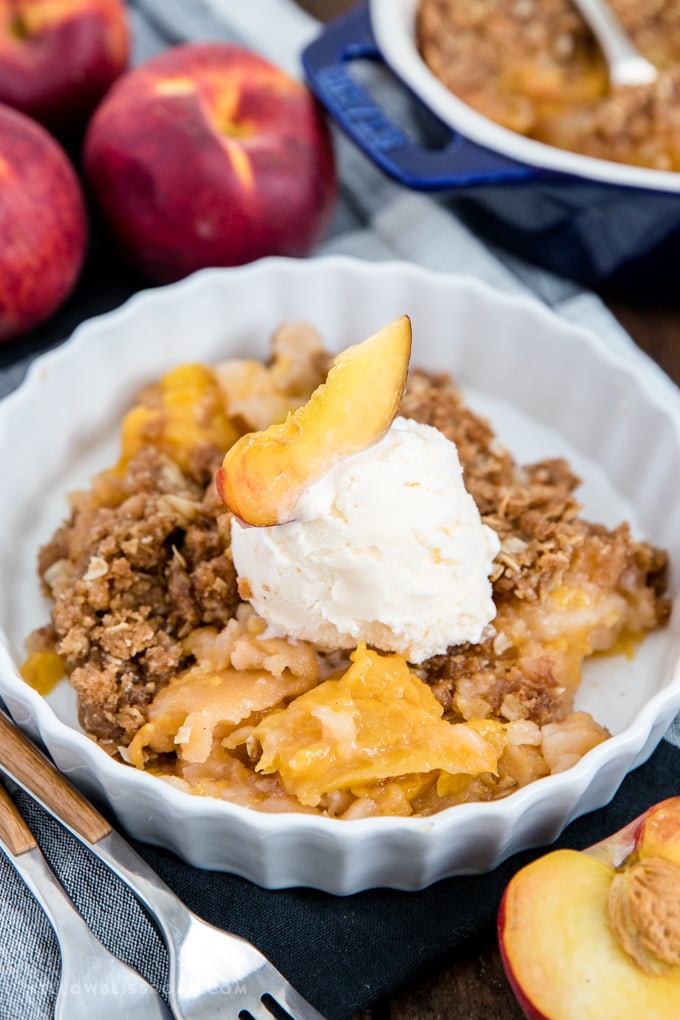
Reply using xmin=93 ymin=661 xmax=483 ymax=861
xmin=0 ymin=255 xmax=679 ymax=892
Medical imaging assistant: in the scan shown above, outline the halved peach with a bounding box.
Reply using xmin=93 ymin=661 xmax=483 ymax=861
xmin=498 ymin=798 xmax=680 ymax=1019
xmin=636 ymin=798 xmax=680 ymax=869
xmin=215 ymin=315 xmax=412 ymax=525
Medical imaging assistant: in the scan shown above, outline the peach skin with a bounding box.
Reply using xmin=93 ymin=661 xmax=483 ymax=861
xmin=215 ymin=314 xmax=412 ymax=526
xmin=498 ymin=797 xmax=680 ymax=1019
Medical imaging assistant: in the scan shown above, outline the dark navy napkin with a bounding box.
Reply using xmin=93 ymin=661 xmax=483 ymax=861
xmin=2 ymin=743 xmax=678 ymax=1020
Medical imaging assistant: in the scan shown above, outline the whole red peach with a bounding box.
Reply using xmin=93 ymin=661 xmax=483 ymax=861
xmin=82 ymin=43 xmax=338 ymax=284
xmin=0 ymin=104 xmax=88 ymax=341
xmin=0 ymin=0 xmax=129 ymax=136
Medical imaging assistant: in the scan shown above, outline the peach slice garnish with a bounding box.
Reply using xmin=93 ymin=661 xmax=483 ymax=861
xmin=215 ymin=314 xmax=412 ymax=526
xmin=498 ymin=797 xmax=680 ymax=1019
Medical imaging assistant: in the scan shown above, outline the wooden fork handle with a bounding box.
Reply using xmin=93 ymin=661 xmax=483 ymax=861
xmin=0 ymin=710 xmax=112 ymax=845
xmin=0 ymin=778 xmax=37 ymax=855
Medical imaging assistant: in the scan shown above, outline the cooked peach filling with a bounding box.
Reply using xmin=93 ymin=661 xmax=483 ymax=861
xmin=23 ymin=322 xmax=669 ymax=818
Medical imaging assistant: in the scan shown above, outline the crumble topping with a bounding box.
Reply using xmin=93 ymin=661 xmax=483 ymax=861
xmin=33 ymin=446 xmax=239 ymax=747
xmin=402 ymin=368 xmax=669 ymax=727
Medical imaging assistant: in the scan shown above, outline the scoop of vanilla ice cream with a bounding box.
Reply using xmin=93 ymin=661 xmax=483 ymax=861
xmin=230 ymin=417 xmax=500 ymax=663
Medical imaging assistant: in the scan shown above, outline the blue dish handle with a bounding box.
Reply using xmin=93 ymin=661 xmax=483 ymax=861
xmin=302 ymin=2 xmax=539 ymax=191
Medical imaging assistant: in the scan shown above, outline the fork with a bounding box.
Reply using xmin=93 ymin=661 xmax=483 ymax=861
xmin=0 ymin=778 xmax=172 ymax=1020
xmin=0 ymin=709 xmax=327 ymax=1020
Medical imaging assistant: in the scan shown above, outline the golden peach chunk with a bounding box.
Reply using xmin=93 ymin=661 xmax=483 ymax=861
xmin=225 ymin=643 xmax=502 ymax=809
xmin=215 ymin=315 xmax=412 ymax=525
xmin=20 ymin=651 xmax=65 ymax=696
xmin=119 ymin=362 xmax=239 ymax=473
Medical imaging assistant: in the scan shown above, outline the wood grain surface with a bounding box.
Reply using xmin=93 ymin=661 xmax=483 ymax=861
xmin=0 ymin=712 xmax=112 ymax=845
xmin=0 ymin=779 xmax=37 ymax=857
xmin=293 ymin=3 xmax=680 ymax=1016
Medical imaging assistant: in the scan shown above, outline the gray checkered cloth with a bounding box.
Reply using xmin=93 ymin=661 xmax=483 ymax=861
xmin=0 ymin=2 xmax=678 ymax=1019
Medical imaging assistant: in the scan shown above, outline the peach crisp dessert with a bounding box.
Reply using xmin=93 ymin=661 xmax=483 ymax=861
xmin=417 ymin=0 xmax=680 ymax=171
xmin=22 ymin=317 xmax=670 ymax=819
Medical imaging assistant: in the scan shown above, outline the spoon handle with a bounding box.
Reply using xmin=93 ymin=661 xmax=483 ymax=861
xmin=571 ymin=0 xmax=657 ymax=86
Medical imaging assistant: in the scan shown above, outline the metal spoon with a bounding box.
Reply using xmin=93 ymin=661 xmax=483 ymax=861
xmin=571 ymin=0 xmax=657 ymax=87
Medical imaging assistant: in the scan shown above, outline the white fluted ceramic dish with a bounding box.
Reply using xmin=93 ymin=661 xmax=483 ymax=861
xmin=1 ymin=256 xmax=679 ymax=892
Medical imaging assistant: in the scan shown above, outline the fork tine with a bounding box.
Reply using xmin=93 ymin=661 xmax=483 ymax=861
xmin=263 ymin=987 xmax=328 ymax=1020
xmin=218 ymin=976 xmax=327 ymax=1020
xmin=230 ymin=994 xmax=316 ymax=1020
xmin=168 ymin=911 xmax=327 ymax=1019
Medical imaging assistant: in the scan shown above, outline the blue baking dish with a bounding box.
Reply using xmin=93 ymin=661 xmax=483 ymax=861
xmin=302 ymin=1 xmax=680 ymax=297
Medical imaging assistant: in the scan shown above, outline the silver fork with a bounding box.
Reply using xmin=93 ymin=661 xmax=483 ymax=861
xmin=0 ymin=779 xmax=172 ymax=1020
xmin=0 ymin=710 xmax=327 ymax=1020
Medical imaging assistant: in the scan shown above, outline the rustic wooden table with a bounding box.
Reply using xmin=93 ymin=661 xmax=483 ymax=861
xmin=294 ymin=2 xmax=680 ymax=1016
